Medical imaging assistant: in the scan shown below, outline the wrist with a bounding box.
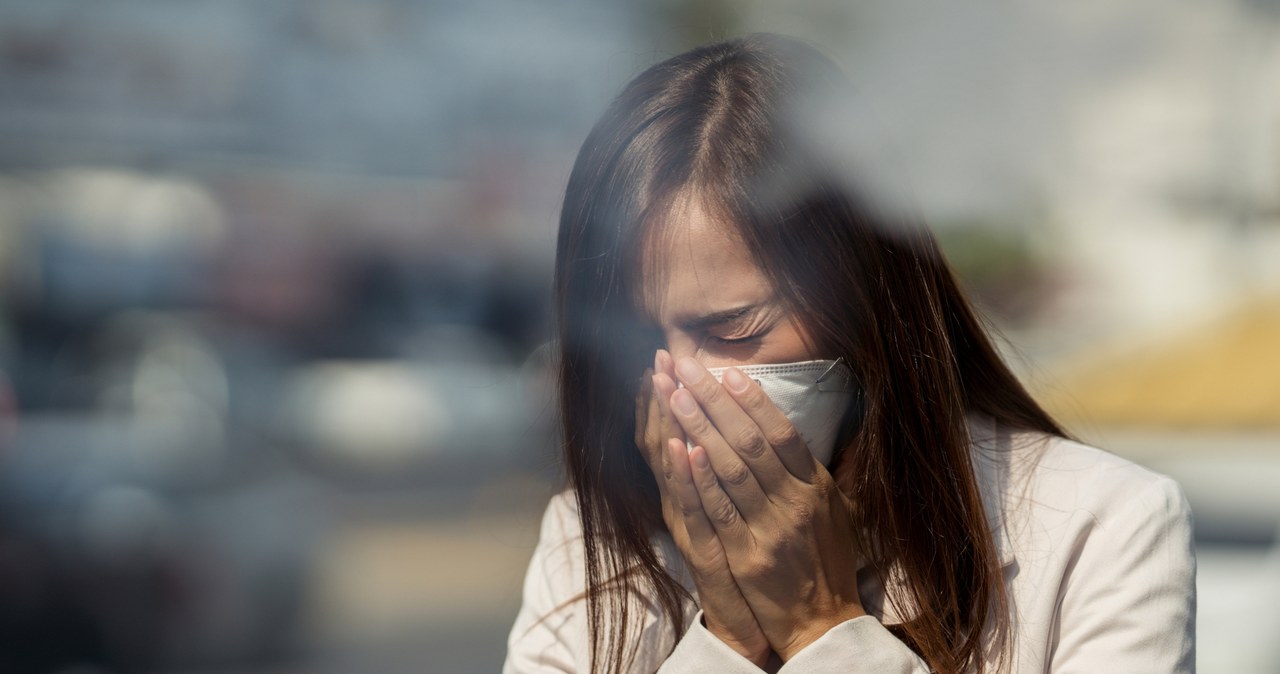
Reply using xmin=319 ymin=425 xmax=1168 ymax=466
xmin=776 ymin=603 xmax=867 ymax=661
xmin=702 ymin=614 xmax=771 ymax=667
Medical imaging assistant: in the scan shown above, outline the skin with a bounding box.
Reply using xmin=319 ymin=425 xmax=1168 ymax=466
xmin=633 ymin=195 xmax=867 ymax=664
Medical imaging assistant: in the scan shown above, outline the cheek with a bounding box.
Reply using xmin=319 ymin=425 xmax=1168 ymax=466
xmin=768 ymin=321 xmax=819 ymax=362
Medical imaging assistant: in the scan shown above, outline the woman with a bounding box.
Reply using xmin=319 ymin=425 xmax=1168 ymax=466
xmin=505 ymin=34 xmax=1195 ymax=673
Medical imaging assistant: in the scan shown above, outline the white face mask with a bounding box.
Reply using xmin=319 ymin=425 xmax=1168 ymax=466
xmin=693 ymin=359 xmax=858 ymax=467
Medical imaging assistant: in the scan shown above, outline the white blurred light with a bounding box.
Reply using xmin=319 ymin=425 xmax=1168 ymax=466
xmin=43 ymin=168 xmax=225 ymax=254
xmin=131 ymin=328 xmax=230 ymax=418
xmin=285 ymin=362 xmax=450 ymax=466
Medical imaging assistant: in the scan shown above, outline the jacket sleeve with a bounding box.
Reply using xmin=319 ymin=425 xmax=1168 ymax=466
xmin=1049 ymin=475 xmax=1197 ymax=673
xmin=657 ymin=611 xmax=773 ymax=673
xmin=776 ymin=616 xmax=931 ymax=673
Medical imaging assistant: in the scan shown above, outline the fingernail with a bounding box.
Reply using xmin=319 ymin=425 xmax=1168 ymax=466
xmin=654 ymin=350 xmax=664 ymax=372
xmin=672 ymin=389 xmax=697 ymax=416
xmin=692 ymin=446 xmax=709 ymax=468
xmin=675 ymin=357 xmax=703 ymax=384
xmin=723 ymin=367 xmax=750 ymax=393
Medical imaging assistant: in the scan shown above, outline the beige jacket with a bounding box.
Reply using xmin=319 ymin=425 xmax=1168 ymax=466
xmin=504 ymin=418 xmax=1196 ymax=673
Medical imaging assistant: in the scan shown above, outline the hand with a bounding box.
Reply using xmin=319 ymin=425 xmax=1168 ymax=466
xmin=635 ymin=350 xmax=771 ymax=666
xmin=665 ymin=356 xmax=866 ymax=662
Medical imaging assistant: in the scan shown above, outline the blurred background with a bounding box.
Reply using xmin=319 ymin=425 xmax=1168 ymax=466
xmin=0 ymin=1 xmax=1276 ymax=672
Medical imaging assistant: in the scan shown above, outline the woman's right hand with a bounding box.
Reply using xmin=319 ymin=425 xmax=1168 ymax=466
xmin=636 ymin=350 xmax=771 ymax=667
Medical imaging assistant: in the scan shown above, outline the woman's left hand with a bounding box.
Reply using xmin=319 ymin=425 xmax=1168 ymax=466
xmin=665 ymin=356 xmax=867 ymax=662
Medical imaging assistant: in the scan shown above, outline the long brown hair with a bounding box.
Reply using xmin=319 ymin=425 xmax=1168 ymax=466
xmin=554 ymin=33 xmax=1064 ymax=673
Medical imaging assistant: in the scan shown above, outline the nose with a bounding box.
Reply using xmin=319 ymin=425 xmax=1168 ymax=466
xmin=661 ymin=333 xmax=698 ymax=364
xmin=660 ymin=333 xmax=718 ymax=369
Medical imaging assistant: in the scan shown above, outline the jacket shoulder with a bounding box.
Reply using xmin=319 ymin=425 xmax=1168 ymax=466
xmin=1027 ymin=435 xmax=1184 ymax=507
xmin=997 ymin=432 xmax=1192 ymax=555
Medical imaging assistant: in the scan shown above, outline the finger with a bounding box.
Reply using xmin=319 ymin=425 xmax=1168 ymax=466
xmin=657 ymin=351 xmax=698 ymax=450
xmin=670 ymin=386 xmax=770 ymax=520
xmin=722 ymin=365 xmax=818 ymax=482
xmin=665 ymin=438 xmax=720 ymax=548
xmin=656 ymin=348 xmax=677 ymax=380
xmin=646 ymin=374 xmax=663 ymax=461
xmin=651 ymin=372 xmax=686 ymax=526
xmin=652 ymin=437 xmax=686 ymax=542
xmin=641 ymin=359 xmax=688 ymax=533
xmin=666 ymin=440 xmax=764 ymax=654
xmin=673 ymin=357 xmax=793 ymax=495
xmin=635 ymin=367 xmax=655 ymax=462
xmin=687 ymin=444 xmax=753 ymax=549
xmin=652 ymin=371 xmax=685 ymax=446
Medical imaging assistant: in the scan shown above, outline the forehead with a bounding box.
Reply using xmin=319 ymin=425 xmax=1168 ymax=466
xmin=637 ymin=194 xmax=773 ymax=325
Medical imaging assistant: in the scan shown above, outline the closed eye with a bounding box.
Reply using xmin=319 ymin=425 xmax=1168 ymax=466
xmin=708 ymin=333 xmax=762 ymax=346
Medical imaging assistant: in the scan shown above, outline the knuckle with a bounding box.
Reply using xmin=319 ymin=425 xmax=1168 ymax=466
xmin=765 ymin=418 xmax=801 ymax=448
xmin=810 ymin=473 xmax=834 ymax=500
xmin=697 ymin=462 xmax=719 ymax=488
xmin=694 ymin=559 xmax=732 ymax=589
xmin=740 ymin=554 xmax=778 ymax=582
xmin=720 ymin=461 xmax=754 ymax=488
xmin=694 ymin=539 xmax=727 ymax=567
xmin=732 ymin=427 xmax=768 ymax=458
xmin=740 ymin=387 xmax=769 ymax=412
xmin=661 ymin=459 xmax=676 ymax=484
xmin=789 ymin=499 xmax=817 ymax=525
xmin=762 ymin=531 xmax=788 ymax=556
xmin=742 ymin=388 xmax=776 ymax=417
xmin=686 ymin=414 xmax=713 ymax=440
xmin=696 ymin=381 xmax=725 ymax=407
xmin=780 ymin=485 xmax=821 ymax=520
xmin=710 ymin=499 xmax=738 ymax=527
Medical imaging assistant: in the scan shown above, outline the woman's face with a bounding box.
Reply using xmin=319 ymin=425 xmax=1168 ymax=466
xmin=638 ymin=194 xmax=817 ymax=368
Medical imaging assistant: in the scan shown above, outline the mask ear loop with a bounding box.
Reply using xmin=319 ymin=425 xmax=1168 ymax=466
xmin=815 ymin=357 xmax=855 ymax=392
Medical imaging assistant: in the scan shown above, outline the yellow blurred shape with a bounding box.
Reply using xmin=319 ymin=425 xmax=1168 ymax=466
xmin=307 ymin=516 xmax=534 ymax=641
xmin=305 ymin=481 xmax=551 ymax=643
xmin=1038 ymin=297 xmax=1280 ymax=428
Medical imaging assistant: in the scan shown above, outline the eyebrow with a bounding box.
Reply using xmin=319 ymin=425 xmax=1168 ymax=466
xmin=677 ymin=303 xmax=765 ymax=332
